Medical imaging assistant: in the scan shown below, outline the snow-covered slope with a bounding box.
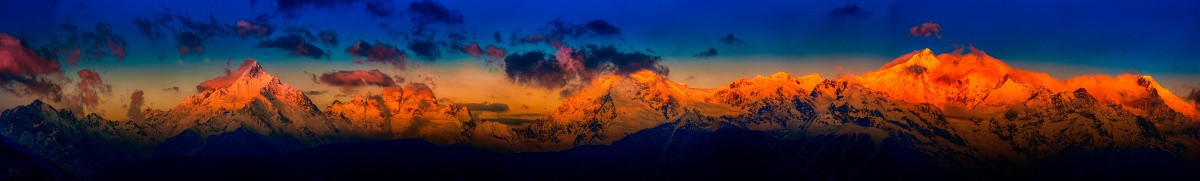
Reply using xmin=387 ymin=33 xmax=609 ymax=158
xmin=146 ymin=59 xmax=353 ymax=157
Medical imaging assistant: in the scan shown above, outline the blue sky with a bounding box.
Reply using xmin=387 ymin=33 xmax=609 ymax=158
xmin=1 ymin=0 xmax=1197 ymax=119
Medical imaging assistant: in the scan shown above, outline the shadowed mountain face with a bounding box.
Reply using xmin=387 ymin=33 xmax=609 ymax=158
xmin=1 ymin=134 xmax=71 ymax=180
xmin=93 ymin=117 xmax=1200 ymax=180
xmin=0 ymin=100 xmax=152 ymax=175
xmin=2 ymin=49 xmax=1199 ymax=179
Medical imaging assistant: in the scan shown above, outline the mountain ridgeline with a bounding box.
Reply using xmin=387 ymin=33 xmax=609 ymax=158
xmin=3 ymin=49 xmax=1200 ymax=179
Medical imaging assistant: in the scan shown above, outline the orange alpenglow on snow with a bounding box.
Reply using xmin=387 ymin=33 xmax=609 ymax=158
xmin=854 ymin=47 xmax=1199 ymax=119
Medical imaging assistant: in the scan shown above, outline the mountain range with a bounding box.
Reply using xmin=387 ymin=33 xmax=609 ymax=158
xmin=2 ymin=48 xmax=1199 ymax=179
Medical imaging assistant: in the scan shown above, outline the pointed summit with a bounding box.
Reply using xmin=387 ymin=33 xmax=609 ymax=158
xmin=146 ymin=59 xmax=339 ymax=150
xmin=879 ymin=48 xmax=939 ymax=72
xmin=196 ymin=59 xmax=268 ymax=92
xmin=177 ymin=58 xmax=314 ymax=112
xmin=906 ymin=48 xmax=941 ymax=69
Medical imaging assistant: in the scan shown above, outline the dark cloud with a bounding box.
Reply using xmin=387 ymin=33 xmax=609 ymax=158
xmin=364 ymin=0 xmax=397 ymax=17
xmin=272 ymin=0 xmax=364 ymax=16
xmin=76 ymin=69 xmax=112 ymax=107
xmin=347 ymin=40 xmax=408 ymax=69
xmin=544 ymin=19 xmax=578 ymax=39
xmin=133 ymin=18 xmax=166 ymax=40
xmin=583 ymin=20 xmax=620 ymax=36
xmin=0 ymin=33 xmax=65 ymax=101
xmin=493 ymin=31 xmax=503 ymax=43
xmin=576 ymin=44 xmax=669 ymax=76
xmin=909 ymin=22 xmax=943 ymax=38
xmin=503 ymin=51 xmax=570 ymax=89
xmin=303 ymin=71 xmax=320 ymax=84
xmin=693 ymin=48 xmax=718 ymax=58
xmin=447 ymin=31 xmax=466 ymax=46
xmin=161 ymin=86 xmax=180 ymax=92
xmin=318 ymin=30 xmax=338 ymax=45
xmin=235 ymin=20 xmax=274 ymax=38
xmin=305 ymin=90 xmax=330 ymax=96
xmin=720 ymin=33 xmax=744 ymax=45
xmin=132 ymin=6 xmax=174 ymax=41
xmin=1187 ymin=88 xmax=1200 ymax=104
xmin=462 ymin=102 xmax=509 ymax=113
xmin=502 ymin=42 xmax=668 ymax=91
xmin=258 ymin=34 xmax=327 ymax=59
xmin=406 ymin=39 xmax=440 ymax=60
xmin=407 ymin=0 xmax=464 ymax=25
xmin=174 ymin=12 xmax=230 ymax=38
xmin=51 ymin=22 xmax=129 ymax=64
xmin=540 ymin=19 xmax=622 ymax=39
xmin=518 ymin=35 xmax=547 ymax=44
xmin=285 ymin=27 xmax=318 ymax=40
xmin=87 ymin=23 xmax=128 ymax=61
xmin=319 ymin=69 xmax=397 ymax=92
xmin=131 ymin=7 xmax=236 ymax=58
xmin=176 ymin=32 xmax=204 ymax=56
xmin=829 ymin=4 xmax=871 ymax=18
xmin=0 ymin=75 xmax=64 ymax=102
xmin=128 ymin=90 xmax=145 ymax=121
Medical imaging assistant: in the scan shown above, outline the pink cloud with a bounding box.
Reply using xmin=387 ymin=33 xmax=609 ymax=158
xmin=76 ymin=69 xmax=111 ymax=106
xmin=484 ymin=45 xmax=506 ymax=61
xmin=319 ymin=69 xmax=397 ymax=92
xmin=1 ymin=33 xmax=61 ymax=76
xmin=235 ymin=20 xmax=273 ymax=38
xmin=909 ymin=22 xmax=943 ymax=38
xmin=463 ymin=42 xmax=482 ymax=58
xmin=0 ymin=33 xmax=66 ymax=101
